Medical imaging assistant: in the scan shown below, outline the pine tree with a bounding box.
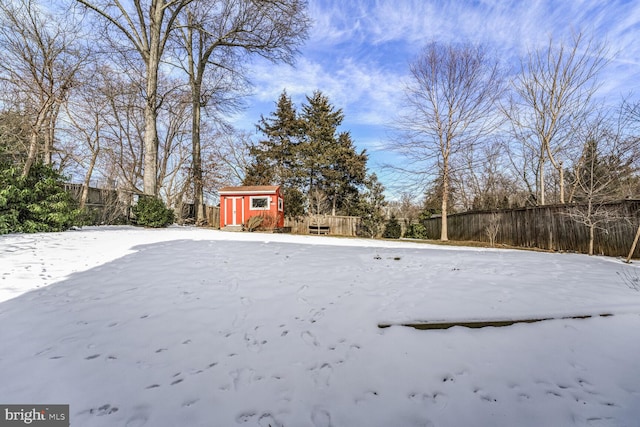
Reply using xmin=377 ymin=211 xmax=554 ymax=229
xmin=323 ymin=131 xmax=368 ymax=215
xmin=382 ymin=214 xmax=402 ymax=239
xmin=246 ymin=90 xmax=368 ymax=217
xmin=247 ymin=90 xmax=303 ymax=187
xmin=299 ymin=90 xmax=344 ymax=203
xmin=354 ymin=173 xmax=387 ymax=238
xmin=0 ymin=163 xmax=80 ymax=234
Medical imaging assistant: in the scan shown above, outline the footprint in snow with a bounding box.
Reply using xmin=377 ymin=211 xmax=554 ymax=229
xmin=311 ymin=408 xmax=332 ymax=427
xmin=301 ymin=331 xmax=319 ymax=347
xmin=244 ymin=333 xmax=265 ymax=352
xmin=80 ymin=404 xmax=118 ymax=416
xmin=258 ymin=413 xmax=282 ymax=427
xmin=125 ymin=414 xmax=148 ymax=427
xmin=312 ymin=363 xmax=333 ymax=388
xmin=236 ymin=412 xmax=255 ymax=423
xmin=310 ymin=308 xmax=325 ymax=323
xmin=232 ymin=313 xmax=246 ymax=327
xmin=231 ymin=368 xmax=255 ymax=391
xmin=182 ymin=399 xmax=199 ymax=408
xmin=409 ymin=392 xmax=448 ymax=408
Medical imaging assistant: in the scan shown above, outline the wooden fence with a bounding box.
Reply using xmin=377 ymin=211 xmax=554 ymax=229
xmin=285 ymin=215 xmax=361 ymax=237
xmin=421 ymin=199 xmax=640 ymax=257
xmin=65 ymin=184 xmax=132 ymax=223
xmin=206 ymin=206 xmax=220 ymax=228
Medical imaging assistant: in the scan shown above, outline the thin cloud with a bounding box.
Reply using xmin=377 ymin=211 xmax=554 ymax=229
xmin=235 ymin=0 xmax=640 ymax=185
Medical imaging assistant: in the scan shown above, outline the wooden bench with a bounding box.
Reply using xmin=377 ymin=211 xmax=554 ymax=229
xmin=309 ymin=224 xmax=330 ymax=235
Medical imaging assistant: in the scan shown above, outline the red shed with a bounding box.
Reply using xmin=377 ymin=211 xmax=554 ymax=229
xmin=219 ymin=185 xmax=284 ymax=230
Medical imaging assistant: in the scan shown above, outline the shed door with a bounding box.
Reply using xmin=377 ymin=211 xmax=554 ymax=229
xmin=226 ymin=197 xmax=243 ymax=226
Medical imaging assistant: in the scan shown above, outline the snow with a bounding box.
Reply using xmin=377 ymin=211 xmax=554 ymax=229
xmin=1 ymin=226 xmax=640 ymax=427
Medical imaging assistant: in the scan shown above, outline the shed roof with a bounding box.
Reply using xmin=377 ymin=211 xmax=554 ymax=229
xmin=219 ymin=185 xmax=280 ymax=195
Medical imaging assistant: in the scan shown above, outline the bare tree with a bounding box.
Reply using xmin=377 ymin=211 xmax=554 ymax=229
xmin=566 ymin=110 xmax=635 ymax=255
xmin=391 ymin=42 xmax=504 ymax=240
xmin=455 ymin=139 xmax=520 ymax=211
xmin=203 ymin=130 xmax=252 ymax=191
xmin=156 ymin=85 xmax=191 ymax=209
xmin=505 ymin=33 xmax=609 ymax=205
xmin=74 ymin=0 xmax=193 ymax=195
xmin=0 ymin=0 xmax=85 ymax=176
xmin=99 ymin=70 xmax=147 ymax=193
xmin=64 ymin=65 xmax=109 ymax=208
xmin=485 ymin=213 xmax=500 ymax=247
xmin=174 ymin=0 xmax=309 ymax=224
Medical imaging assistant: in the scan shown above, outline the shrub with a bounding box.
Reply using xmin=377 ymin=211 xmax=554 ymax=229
xmin=403 ymin=222 xmax=428 ymax=239
xmin=0 ymin=163 xmax=81 ymax=234
xmin=246 ymin=215 xmax=264 ymax=232
xmin=246 ymin=213 xmax=277 ymax=232
xmin=382 ymin=215 xmax=402 ymax=239
xmin=132 ymin=195 xmax=175 ymax=228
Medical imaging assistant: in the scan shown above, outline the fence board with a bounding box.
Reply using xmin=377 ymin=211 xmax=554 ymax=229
xmin=206 ymin=206 xmax=220 ymax=228
xmin=285 ymin=215 xmax=360 ymax=237
xmin=422 ymin=200 xmax=640 ymax=257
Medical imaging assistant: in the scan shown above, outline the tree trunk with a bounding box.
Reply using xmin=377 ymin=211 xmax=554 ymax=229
xmin=538 ymin=157 xmax=545 ymax=205
xmin=44 ymin=104 xmax=60 ymax=165
xmin=143 ymin=95 xmax=159 ymax=195
xmin=22 ymin=101 xmax=53 ymax=177
xmin=22 ymin=130 xmax=40 ymax=177
xmin=331 ymin=194 xmax=337 ymax=216
xmin=191 ymin=84 xmax=205 ymax=224
xmin=142 ymin=5 xmax=163 ymax=196
xmin=441 ymin=165 xmax=449 ymax=241
xmin=80 ymin=148 xmax=100 ymax=209
xmin=559 ymin=161 xmax=565 ymax=204
xmin=625 ymin=224 xmax=640 ymax=263
xmin=588 ymin=224 xmax=594 ymax=256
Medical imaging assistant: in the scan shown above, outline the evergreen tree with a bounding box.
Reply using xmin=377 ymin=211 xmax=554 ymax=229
xmin=245 ymin=90 xmax=307 ymax=215
xmin=354 ymin=173 xmax=387 ymax=238
xmin=248 ymin=90 xmax=303 ymax=187
xmin=246 ymin=90 xmax=368 ymax=217
xmin=299 ymin=90 xmax=345 ymax=204
xmin=323 ymin=131 xmax=368 ymax=215
xmin=0 ymin=163 xmax=80 ymax=234
xmin=382 ymin=214 xmax=402 ymax=239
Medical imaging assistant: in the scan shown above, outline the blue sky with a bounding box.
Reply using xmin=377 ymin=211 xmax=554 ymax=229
xmin=232 ymin=0 xmax=640 ymax=197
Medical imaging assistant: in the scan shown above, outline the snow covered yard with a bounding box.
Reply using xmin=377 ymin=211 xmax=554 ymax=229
xmin=1 ymin=226 xmax=640 ymax=427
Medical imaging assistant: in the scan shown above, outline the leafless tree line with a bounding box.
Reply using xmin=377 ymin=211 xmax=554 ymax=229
xmin=390 ymin=33 xmax=640 ymax=243
xmin=0 ymin=0 xmax=309 ymax=223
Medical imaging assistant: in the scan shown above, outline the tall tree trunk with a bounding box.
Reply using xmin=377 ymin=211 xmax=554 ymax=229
xmin=538 ymin=156 xmax=545 ymax=205
xmin=80 ymin=147 xmax=100 ymax=209
xmin=331 ymin=193 xmax=337 ymax=216
xmin=559 ymin=162 xmax=565 ymax=204
xmin=44 ymin=104 xmax=60 ymax=165
xmin=22 ymin=99 xmax=54 ymax=176
xmin=143 ymin=52 xmax=160 ymax=196
xmin=142 ymin=4 xmax=164 ymax=196
xmin=441 ymin=163 xmax=449 ymax=241
xmin=191 ymin=82 xmax=205 ymax=224
xmin=546 ymin=143 xmax=565 ymax=203
xmin=22 ymin=130 xmax=40 ymax=177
